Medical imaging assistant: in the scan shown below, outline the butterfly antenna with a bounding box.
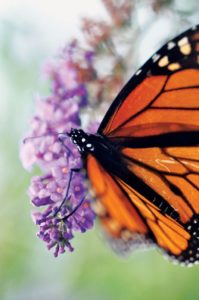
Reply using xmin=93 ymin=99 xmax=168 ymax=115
xmin=23 ymin=132 xmax=70 ymax=144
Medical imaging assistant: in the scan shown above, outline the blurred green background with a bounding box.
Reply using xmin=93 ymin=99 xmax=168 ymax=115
xmin=1 ymin=1 xmax=199 ymax=299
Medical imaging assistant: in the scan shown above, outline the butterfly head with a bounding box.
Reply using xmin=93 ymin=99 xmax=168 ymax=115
xmin=69 ymin=128 xmax=95 ymax=153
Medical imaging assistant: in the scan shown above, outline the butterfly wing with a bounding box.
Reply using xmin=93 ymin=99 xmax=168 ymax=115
xmin=88 ymin=25 xmax=199 ymax=264
xmin=98 ymin=25 xmax=199 ymax=137
xmin=121 ymin=145 xmax=199 ymax=263
xmin=87 ymin=154 xmax=191 ymax=261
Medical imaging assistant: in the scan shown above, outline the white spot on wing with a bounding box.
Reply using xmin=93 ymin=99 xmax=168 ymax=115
xmin=135 ymin=69 xmax=142 ymax=76
xmin=167 ymin=41 xmax=175 ymax=50
xmin=152 ymin=53 xmax=160 ymax=62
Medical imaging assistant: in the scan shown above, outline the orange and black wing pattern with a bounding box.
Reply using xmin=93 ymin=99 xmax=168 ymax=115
xmin=98 ymin=25 xmax=199 ymax=138
xmin=87 ymin=155 xmax=191 ymax=259
xmin=88 ymin=26 xmax=199 ymax=265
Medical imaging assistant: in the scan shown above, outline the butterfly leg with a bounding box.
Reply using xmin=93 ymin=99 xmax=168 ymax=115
xmin=61 ymin=196 xmax=85 ymax=222
xmin=53 ymin=168 xmax=81 ymax=216
xmin=55 ymin=135 xmax=86 ymax=219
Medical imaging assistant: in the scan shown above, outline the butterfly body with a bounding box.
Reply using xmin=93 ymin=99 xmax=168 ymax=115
xmin=70 ymin=26 xmax=199 ymax=265
xmin=70 ymin=129 xmax=132 ymax=183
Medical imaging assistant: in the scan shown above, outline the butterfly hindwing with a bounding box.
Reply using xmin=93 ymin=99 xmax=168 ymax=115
xmin=86 ymin=154 xmax=194 ymax=263
xmin=87 ymin=154 xmax=148 ymax=236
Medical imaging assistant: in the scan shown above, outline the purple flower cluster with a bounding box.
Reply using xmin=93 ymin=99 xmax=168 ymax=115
xmin=20 ymin=43 xmax=96 ymax=256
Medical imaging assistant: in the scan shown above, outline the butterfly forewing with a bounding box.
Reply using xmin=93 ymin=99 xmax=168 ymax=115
xmin=98 ymin=26 xmax=199 ymax=136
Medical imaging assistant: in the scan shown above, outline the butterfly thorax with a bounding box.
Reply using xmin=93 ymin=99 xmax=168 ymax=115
xmin=69 ymin=127 xmax=129 ymax=181
xmin=69 ymin=128 xmax=122 ymax=161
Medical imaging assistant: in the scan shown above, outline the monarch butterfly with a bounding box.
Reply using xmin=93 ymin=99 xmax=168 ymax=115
xmin=69 ymin=25 xmax=199 ymax=265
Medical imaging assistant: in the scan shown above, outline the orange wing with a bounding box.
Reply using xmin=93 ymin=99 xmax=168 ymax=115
xmin=122 ymin=146 xmax=199 ymax=223
xmin=87 ymin=155 xmax=191 ymax=260
xmin=98 ymin=26 xmax=199 ymax=137
xmin=91 ymin=26 xmax=199 ymax=264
